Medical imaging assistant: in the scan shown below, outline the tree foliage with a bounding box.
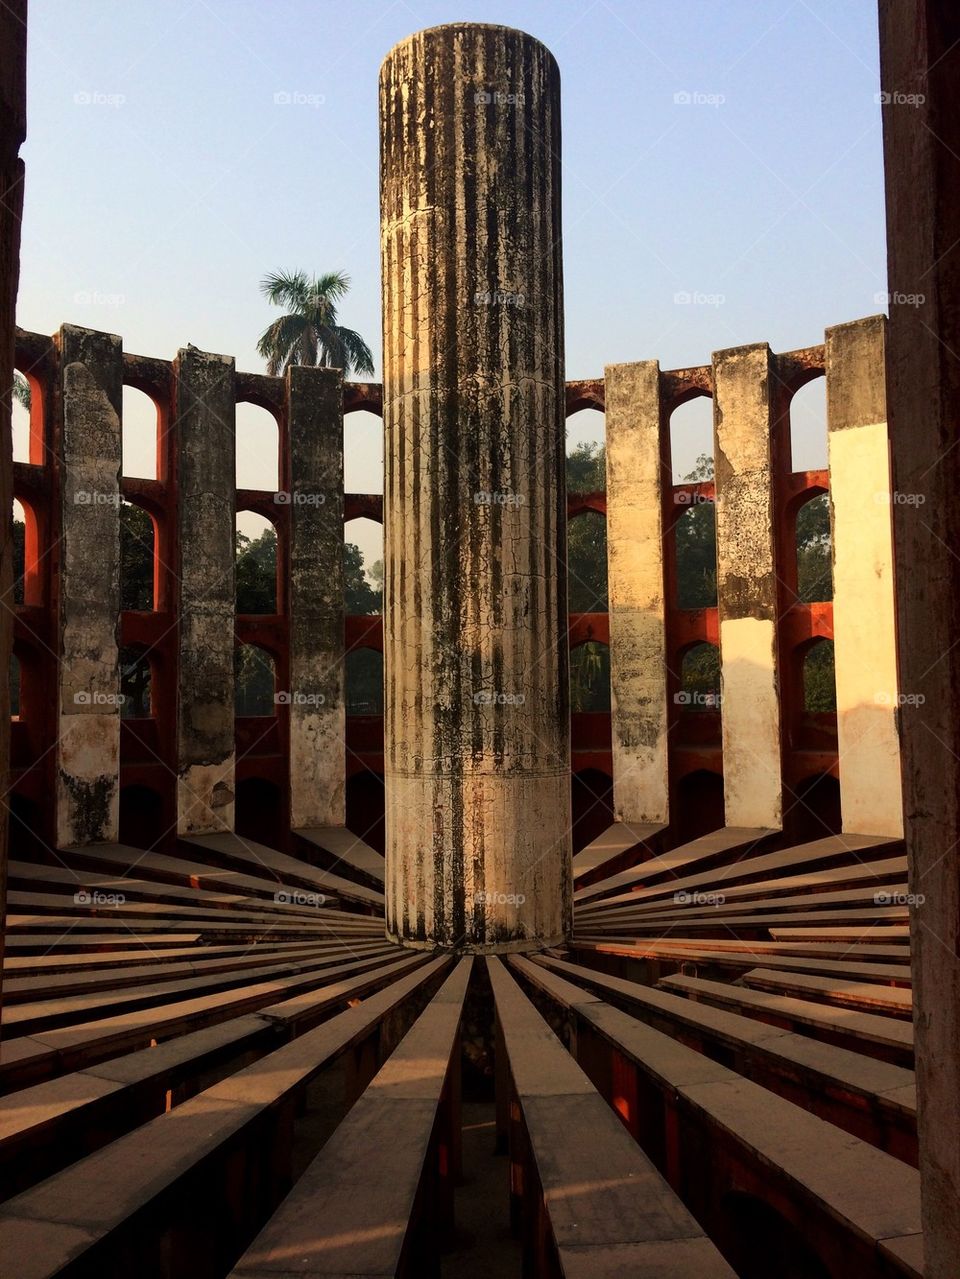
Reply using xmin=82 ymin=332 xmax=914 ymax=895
xmin=257 ymin=270 xmax=374 ymax=377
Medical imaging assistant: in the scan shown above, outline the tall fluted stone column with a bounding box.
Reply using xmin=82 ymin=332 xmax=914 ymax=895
xmin=380 ymin=24 xmax=571 ymax=951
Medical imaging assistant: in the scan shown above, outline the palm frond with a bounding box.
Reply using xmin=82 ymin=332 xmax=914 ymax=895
xmin=257 ymin=312 xmax=308 ymax=376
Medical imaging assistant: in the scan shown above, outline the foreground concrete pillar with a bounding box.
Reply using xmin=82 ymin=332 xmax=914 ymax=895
xmin=175 ymin=347 xmax=236 ymax=835
xmin=0 ymin=0 xmax=27 ymax=1025
xmin=825 ymin=316 xmax=903 ymax=838
xmin=55 ymin=325 xmax=123 ymax=846
xmin=286 ymin=364 xmax=345 ymax=828
xmin=604 ymin=361 xmax=669 ymax=825
xmin=380 ymin=24 xmax=571 ymax=950
xmin=713 ymin=344 xmax=782 ymax=830
xmin=879 ymin=4 xmax=960 ymax=1270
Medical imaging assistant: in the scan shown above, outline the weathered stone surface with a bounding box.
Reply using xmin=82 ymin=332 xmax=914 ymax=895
xmin=604 ymin=360 xmax=669 ymax=825
xmin=175 ymin=347 xmax=236 ymax=835
xmin=825 ymin=316 xmax=902 ymax=838
xmin=286 ymin=364 xmax=345 ymax=829
xmin=380 ymin=24 xmax=571 ymax=950
xmin=55 ymin=330 xmax=123 ymax=847
xmin=880 ymin=3 xmax=960 ymax=1271
xmin=713 ymin=343 xmax=782 ymax=830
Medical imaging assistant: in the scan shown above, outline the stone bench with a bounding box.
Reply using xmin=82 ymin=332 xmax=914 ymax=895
xmin=506 ymin=955 xmax=922 ymax=1278
xmin=570 ymin=820 xmax=666 ymax=886
xmin=742 ymin=967 xmax=914 ymax=1018
xmin=526 ymin=954 xmax=917 ymax=1163
xmin=228 ymin=957 xmax=472 ymax=1279
xmin=0 ymin=952 xmax=434 ymax=1199
xmin=0 ymin=956 xmax=454 ymax=1279
xmin=0 ymin=946 xmax=401 ymax=1093
xmin=658 ymin=973 xmax=914 ymax=1066
xmin=487 ymin=955 xmax=737 ymax=1278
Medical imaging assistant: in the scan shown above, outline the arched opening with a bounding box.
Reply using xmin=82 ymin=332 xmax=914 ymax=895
xmin=344 ymin=410 xmax=383 ymax=496
xmin=566 ymin=408 xmax=606 ymax=493
xmin=344 ymin=516 xmax=382 ymax=614
xmin=236 ymin=512 xmax=278 ymax=614
xmin=8 ymin=792 xmax=47 ymax=860
xmin=235 ymin=776 xmax=283 ymax=848
xmin=675 ymin=501 xmax=717 ymax=609
xmin=119 ymin=646 xmax=153 ymax=718
xmin=9 ymin=652 xmax=20 ymax=719
xmin=788 ymin=772 xmax=842 ymax=844
xmin=719 ymin=1191 xmax=831 ymax=1279
xmin=119 ymin=785 xmax=165 ymax=851
xmin=347 ymin=771 xmax=386 ymax=853
xmin=12 ymin=369 xmax=42 ymax=465
xmin=11 ymin=498 xmax=26 ymax=606
xmin=670 ymin=395 xmax=713 ymax=484
xmin=570 ymin=640 xmax=610 ymax=713
xmin=235 ymin=644 xmax=277 ymax=716
xmin=803 ymin=639 xmax=837 ymax=712
xmin=676 ymin=769 xmax=725 ymax=843
xmin=679 ymin=642 xmax=721 ymax=711
xmin=795 ymin=492 xmax=832 ymax=602
xmin=236 ymin=403 xmax=280 ymax=494
xmin=122 ymin=385 xmax=160 ymax=480
xmin=571 ymin=768 xmax=613 ymax=854
xmin=567 ymin=510 xmax=607 ymax=612
xmin=346 ymin=647 xmax=383 ymax=716
xmin=120 ymin=501 xmax=156 ymax=611
xmin=790 ymin=375 xmax=827 ymax=472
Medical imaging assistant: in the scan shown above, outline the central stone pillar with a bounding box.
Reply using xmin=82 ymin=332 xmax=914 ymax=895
xmin=380 ymin=24 xmax=571 ymax=951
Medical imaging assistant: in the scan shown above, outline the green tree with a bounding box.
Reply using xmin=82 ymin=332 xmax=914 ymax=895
xmin=565 ymin=443 xmax=608 ymax=612
xmin=566 ymin=440 xmax=605 ymax=494
xmin=804 ymin=640 xmax=837 ymax=712
xmin=121 ymin=502 xmax=154 ymax=611
xmin=257 ymin=270 xmax=374 ymax=377
xmin=13 ymin=372 xmax=31 ymax=409
xmin=675 ymin=453 xmax=717 ymax=609
xmin=12 ymin=518 xmax=24 ymax=605
xmin=344 ymin=542 xmax=380 ymax=614
xmin=236 ymin=528 xmax=277 ymax=614
xmin=796 ymin=494 xmax=832 ymax=603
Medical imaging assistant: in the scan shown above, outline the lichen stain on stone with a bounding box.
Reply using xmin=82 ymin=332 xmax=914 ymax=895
xmin=60 ymin=770 xmax=115 ymax=844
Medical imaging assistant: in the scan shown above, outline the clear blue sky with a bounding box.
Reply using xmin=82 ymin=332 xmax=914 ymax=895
xmin=15 ymin=0 xmax=887 ymax=559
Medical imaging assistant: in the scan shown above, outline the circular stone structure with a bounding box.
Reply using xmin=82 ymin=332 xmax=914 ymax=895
xmin=380 ymin=24 xmax=572 ymax=951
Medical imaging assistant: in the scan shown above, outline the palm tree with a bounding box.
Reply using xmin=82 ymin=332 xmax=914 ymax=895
xmin=12 ymin=372 xmax=31 ymax=410
xmin=257 ymin=270 xmax=374 ymax=377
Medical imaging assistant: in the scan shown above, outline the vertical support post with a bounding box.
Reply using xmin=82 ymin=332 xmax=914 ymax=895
xmin=55 ymin=325 xmax=123 ymax=846
xmin=879 ymin=3 xmax=960 ymax=1270
xmin=825 ymin=316 xmax=903 ymax=838
xmin=0 ymin=0 xmax=27 ymax=1022
xmin=174 ymin=347 xmax=236 ymax=835
xmin=380 ymin=24 xmax=571 ymax=950
xmin=604 ymin=360 xmax=669 ymax=825
xmin=286 ymin=364 xmax=345 ymax=829
xmin=713 ymin=343 xmax=782 ymax=830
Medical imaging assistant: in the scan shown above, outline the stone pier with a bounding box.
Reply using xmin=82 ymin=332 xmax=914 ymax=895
xmin=380 ymin=24 xmax=571 ymax=950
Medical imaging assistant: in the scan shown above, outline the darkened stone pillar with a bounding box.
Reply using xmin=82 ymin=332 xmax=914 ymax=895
xmin=174 ymin=347 xmax=236 ymax=835
xmin=0 ymin=0 xmax=27 ymax=1026
xmin=286 ymin=364 xmax=345 ymax=828
xmin=55 ymin=325 xmax=123 ymax=846
xmin=879 ymin=4 xmax=960 ymax=1271
xmin=380 ymin=24 xmax=571 ymax=951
